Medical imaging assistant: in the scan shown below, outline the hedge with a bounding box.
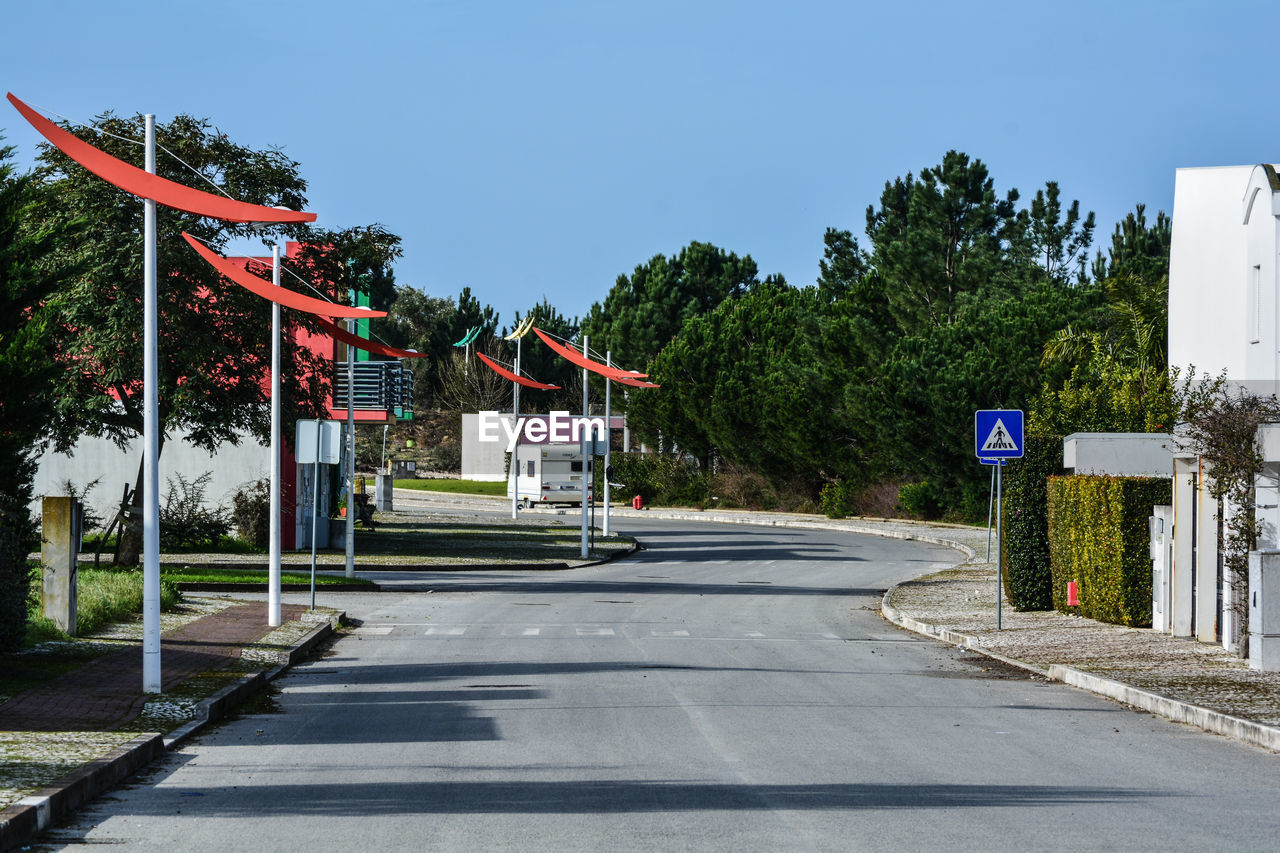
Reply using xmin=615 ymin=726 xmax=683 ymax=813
xmin=1046 ymin=474 xmax=1171 ymax=627
xmin=1000 ymin=433 xmax=1064 ymax=611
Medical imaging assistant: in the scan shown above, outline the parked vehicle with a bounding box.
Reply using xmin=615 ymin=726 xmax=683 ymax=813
xmin=508 ymin=445 xmax=593 ymax=507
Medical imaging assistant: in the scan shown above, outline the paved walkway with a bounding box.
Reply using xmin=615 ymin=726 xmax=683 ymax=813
xmin=0 ymin=603 xmax=306 ymax=731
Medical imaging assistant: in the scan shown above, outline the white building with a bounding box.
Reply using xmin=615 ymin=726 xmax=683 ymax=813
xmin=1167 ymin=163 xmax=1280 ymax=663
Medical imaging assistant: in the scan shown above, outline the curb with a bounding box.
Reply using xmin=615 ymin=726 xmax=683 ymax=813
xmin=0 ymin=610 xmax=344 ymax=852
xmin=880 ymin=592 xmax=1280 ymax=754
xmin=0 ymin=733 xmax=163 ymax=852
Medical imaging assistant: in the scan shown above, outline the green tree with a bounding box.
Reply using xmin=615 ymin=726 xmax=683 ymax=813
xmin=382 ymin=285 xmax=455 ymax=410
xmin=1091 ymin=203 xmax=1172 ymax=282
xmin=30 ymin=110 xmax=358 ymax=564
xmin=581 ymin=241 xmax=759 ymax=372
xmin=0 ymin=141 xmax=84 ymax=648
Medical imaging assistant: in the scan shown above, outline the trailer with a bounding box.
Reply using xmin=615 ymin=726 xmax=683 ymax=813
xmin=508 ymin=445 xmax=594 ymax=508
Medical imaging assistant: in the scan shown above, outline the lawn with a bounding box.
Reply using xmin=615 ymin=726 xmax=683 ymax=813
xmin=393 ymin=478 xmax=507 ymax=496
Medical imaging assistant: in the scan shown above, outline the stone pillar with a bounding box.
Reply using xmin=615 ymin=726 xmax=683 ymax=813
xmin=41 ymin=496 xmax=82 ymax=635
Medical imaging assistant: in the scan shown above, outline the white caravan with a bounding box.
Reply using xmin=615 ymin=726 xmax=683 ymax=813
xmin=509 ymin=445 xmax=594 ymax=508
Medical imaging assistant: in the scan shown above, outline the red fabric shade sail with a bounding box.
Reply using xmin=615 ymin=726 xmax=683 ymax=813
xmin=476 ymin=353 xmax=560 ymax=390
xmin=8 ymin=93 xmax=316 ymax=224
xmin=613 ymin=376 xmax=661 ymax=388
xmin=531 ymin=327 xmax=648 ymax=381
xmin=314 ymin=316 xmax=426 ymax=359
xmin=183 ymin=233 xmax=386 ymax=320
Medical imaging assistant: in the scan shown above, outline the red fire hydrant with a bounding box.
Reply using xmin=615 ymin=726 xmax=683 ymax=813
xmin=632 ymin=495 xmax=644 ymax=510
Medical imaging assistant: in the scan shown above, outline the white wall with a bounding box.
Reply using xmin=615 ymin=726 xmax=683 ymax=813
xmin=33 ymin=429 xmax=270 ymax=521
xmin=1169 ymin=165 xmax=1253 ymax=385
xmin=1243 ymin=165 xmax=1280 ymax=394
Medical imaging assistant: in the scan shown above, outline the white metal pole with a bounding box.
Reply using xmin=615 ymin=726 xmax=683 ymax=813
xmin=603 ymin=351 xmax=612 ymax=537
xmin=310 ymin=422 xmax=320 ymax=611
xmin=580 ymin=336 xmax=589 ymax=559
xmin=996 ymin=463 xmax=1004 ymax=631
xmin=345 ymin=320 xmax=355 ymax=578
xmin=268 ymin=245 xmax=282 ymax=627
xmin=511 ymin=336 xmax=521 ymax=520
xmin=142 ymin=114 xmax=161 ymax=694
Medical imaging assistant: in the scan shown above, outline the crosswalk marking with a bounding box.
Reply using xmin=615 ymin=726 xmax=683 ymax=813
xmin=424 ymin=626 xmax=467 ymax=636
xmin=353 ymin=626 xmax=394 ymax=635
xmin=651 ymin=629 xmax=690 ymax=637
xmin=409 ymin=626 xmax=851 ymax=641
xmin=576 ymin=627 xmax=616 ymax=637
xmin=522 ymin=627 xmax=541 ymax=636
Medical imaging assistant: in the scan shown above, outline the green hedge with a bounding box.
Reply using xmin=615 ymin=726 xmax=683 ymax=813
xmin=1000 ymin=434 xmax=1064 ymax=611
xmin=1046 ymin=474 xmax=1171 ymax=627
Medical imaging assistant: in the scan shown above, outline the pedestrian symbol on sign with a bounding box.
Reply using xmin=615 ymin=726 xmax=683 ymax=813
xmin=980 ymin=419 xmax=1017 ymax=453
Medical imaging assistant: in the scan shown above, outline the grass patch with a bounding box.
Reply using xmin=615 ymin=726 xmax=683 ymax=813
xmin=393 ymin=478 xmax=507 ymax=496
xmin=158 ymin=566 xmax=374 ymax=587
xmin=26 ymin=565 xmax=184 ymax=641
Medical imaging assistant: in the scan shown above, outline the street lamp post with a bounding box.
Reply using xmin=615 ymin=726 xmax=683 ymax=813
xmin=142 ymin=113 xmax=160 ymax=693
xmin=268 ymin=244 xmax=282 ymax=627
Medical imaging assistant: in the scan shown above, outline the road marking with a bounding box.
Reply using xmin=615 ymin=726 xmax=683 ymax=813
xmin=353 ymin=626 xmax=394 ymax=635
xmin=522 ymin=627 xmax=541 ymax=636
xmin=576 ymin=627 xmax=616 ymax=637
xmin=651 ymin=629 xmax=690 ymax=637
xmin=744 ymin=631 xmax=766 ymax=638
xmin=425 ymin=627 xmax=467 ymax=636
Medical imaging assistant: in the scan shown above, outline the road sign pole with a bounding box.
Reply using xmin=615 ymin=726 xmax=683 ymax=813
xmin=986 ymin=463 xmax=995 ymax=562
xmin=996 ymin=462 xmax=1003 ymax=631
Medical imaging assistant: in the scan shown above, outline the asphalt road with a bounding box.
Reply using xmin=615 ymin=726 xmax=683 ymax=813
xmin=39 ymin=517 xmax=1280 ymax=852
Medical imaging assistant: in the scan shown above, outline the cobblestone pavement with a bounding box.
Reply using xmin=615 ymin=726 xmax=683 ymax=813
xmin=0 ymin=602 xmax=307 ymax=731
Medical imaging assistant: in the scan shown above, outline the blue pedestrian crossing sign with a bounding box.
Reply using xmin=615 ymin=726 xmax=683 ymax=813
xmin=974 ymin=409 xmax=1023 ymax=459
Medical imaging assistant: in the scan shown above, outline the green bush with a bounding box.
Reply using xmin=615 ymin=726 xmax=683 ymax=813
xmin=160 ymin=472 xmax=230 ymax=550
xmin=897 ymin=481 xmax=943 ymax=520
xmin=820 ymin=481 xmax=853 ymax=518
xmin=231 ymin=478 xmax=271 ymax=550
xmin=1046 ymin=474 xmax=1171 ymax=627
xmin=1000 ymin=434 xmax=1064 ymax=611
xmin=609 ymin=453 xmax=708 ymax=506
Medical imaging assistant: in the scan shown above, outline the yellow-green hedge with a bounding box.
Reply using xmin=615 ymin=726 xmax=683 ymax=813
xmin=1046 ymin=475 xmax=1170 ymax=627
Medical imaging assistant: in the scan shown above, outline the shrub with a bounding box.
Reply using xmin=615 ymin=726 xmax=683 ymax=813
xmin=609 ymin=453 xmax=708 ymax=506
xmin=897 ymin=481 xmax=943 ymax=520
xmin=231 ymin=478 xmax=271 ymax=550
xmin=820 ymin=481 xmax=853 ymax=518
xmin=160 ymin=472 xmax=230 ymax=551
xmin=1000 ymin=433 xmax=1064 ymax=611
xmin=1046 ymin=474 xmax=1171 ymax=627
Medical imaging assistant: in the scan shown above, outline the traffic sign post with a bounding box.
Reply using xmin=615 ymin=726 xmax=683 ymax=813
xmin=975 ymin=410 xmax=1023 ymax=631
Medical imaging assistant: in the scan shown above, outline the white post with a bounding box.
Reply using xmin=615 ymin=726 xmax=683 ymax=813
xmin=309 ymin=422 xmax=321 ymax=611
xmin=345 ymin=319 xmax=355 ymax=578
xmin=268 ymin=245 xmax=282 ymax=627
xmin=603 ymin=351 xmax=612 ymax=537
xmin=511 ymin=336 xmax=521 ymax=520
xmin=142 ymin=114 xmax=161 ymax=694
xmin=986 ymin=463 xmax=995 ymax=563
xmin=580 ymin=336 xmax=589 ymax=559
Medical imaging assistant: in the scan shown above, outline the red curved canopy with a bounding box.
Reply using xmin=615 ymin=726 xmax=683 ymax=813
xmin=531 ymin=327 xmax=648 ymax=380
xmin=314 ymin=317 xmax=426 ymax=359
xmin=183 ymin=233 xmax=386 ymax=319
xmin=613 ymin=376 xmax=661 ymax=389
xmin=8 ymin=93 xmax=316 ymax=224
xmin=476 ymin=353 xmax=560 ymax=390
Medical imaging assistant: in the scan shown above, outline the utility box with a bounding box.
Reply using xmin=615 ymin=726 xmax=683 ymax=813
xmin=389 ymin=460 xmax=416 ymax=480
xmin=375 ymin=473 xmax=393 ymax=512
xmin=1248 ymin=550 xmax=1280 ymax=670
xmin=41 ymin=496 xmax=83 ymax=635
xmin=1150 ymin=505 xmax=1174 ymax=633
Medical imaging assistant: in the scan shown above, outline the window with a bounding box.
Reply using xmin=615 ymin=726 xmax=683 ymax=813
xmin=571 ymin=461 xmax=583 ymax=472
xmin=526 ymin=460 xmax=534 ymax=477
xmin=1252 ymin=264 xmax=1263 ymax=344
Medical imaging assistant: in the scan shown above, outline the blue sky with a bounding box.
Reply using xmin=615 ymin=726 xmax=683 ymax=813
xmin=4 ymin=0 xmax=1279 ymax=325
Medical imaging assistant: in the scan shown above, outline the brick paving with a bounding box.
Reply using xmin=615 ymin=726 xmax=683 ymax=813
xmin=0 ymin=603 xmax=307 ymax=732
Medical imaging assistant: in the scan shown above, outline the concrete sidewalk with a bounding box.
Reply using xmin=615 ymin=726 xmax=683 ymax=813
xmin=0 ymin=600 xmax=342 ymax=850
